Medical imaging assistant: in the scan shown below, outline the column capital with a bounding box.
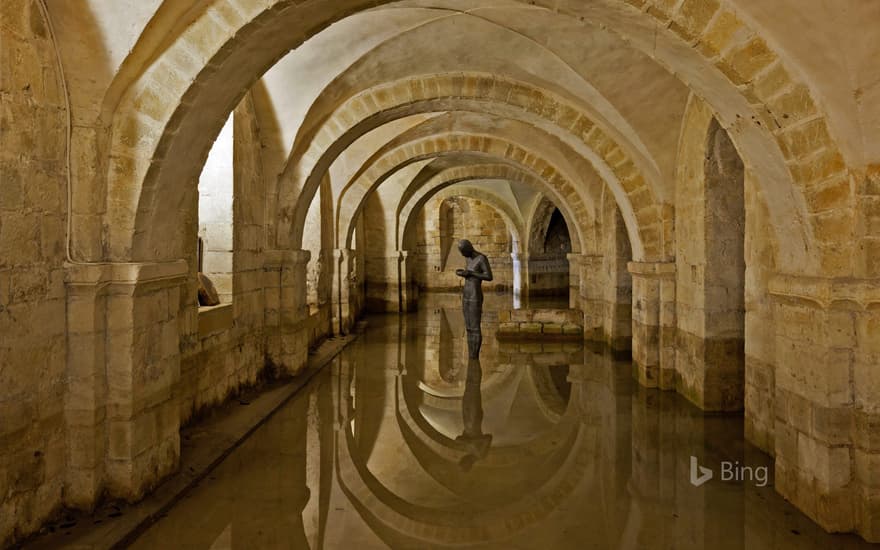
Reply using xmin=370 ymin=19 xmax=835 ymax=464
xmin=627 ymin=261 xmax=675 ymax=278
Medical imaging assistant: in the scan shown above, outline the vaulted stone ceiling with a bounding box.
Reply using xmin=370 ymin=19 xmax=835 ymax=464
xmin=4 ymin=1 xmax=878 ymax=545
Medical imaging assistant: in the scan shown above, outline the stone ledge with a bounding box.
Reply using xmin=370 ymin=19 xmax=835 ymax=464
xmin=768 ymin=273 xmax=880 ymax=309
xmin=65 ymin=260 xmax=189 ymax=287
xmin=496 ymin=308 xmax=584 ymax=341
xmin=198 ymin=303 xmax=233 ymax=337
xmin=627 ymin=261 xmax=676 ymax=278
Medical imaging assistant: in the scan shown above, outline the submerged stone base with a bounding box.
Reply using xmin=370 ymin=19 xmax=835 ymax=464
xmin=496 ymin=309 xmax=583 ymax=341
xmin=675 ymin=329 xmax=745 ymax=411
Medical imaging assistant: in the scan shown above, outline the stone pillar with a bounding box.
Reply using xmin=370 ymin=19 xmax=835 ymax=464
xmin=281 ymin=250 xmax=311 ymax=376
xmin=573 ymin=254 xmax=603 ymax=342
xmin=264 ymin=250 xmax=310 ymax=376
xmin=398 ymin=250 xmax=417 ymax=312
xmin=64 ymin=266 xmax=108 ymax=508
xmin=263 ymin=251 xmax=283 ymax=369
xmin=511 ymin=252 xmax=525 ymax=309
xmin=65 ymin=260 xmax=187 ymax=504
xmin=769 ymin=275 xmax=879 ymax=542
xmin=365 ymin=253 xmax=405 ymax=312
xmin=332 ymin=248 xmax=353 ymax=335
xmin=628 ymin=262 xmax=676 ymax=390
xmin=565 ymin=253 xmax=579 ymax=310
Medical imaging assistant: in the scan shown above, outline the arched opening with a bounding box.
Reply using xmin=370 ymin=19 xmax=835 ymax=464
xmin=527 ymin=203 xmax=572 ymax=306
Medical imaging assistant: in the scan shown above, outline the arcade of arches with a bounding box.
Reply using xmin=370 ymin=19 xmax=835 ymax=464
xmin=1 ymin=0 xmax=879 ymax=547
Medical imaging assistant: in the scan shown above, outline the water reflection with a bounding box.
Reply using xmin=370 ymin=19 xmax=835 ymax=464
xmin=131 ymin=295 xmax=874 ymax=550
xmin=457 ymin=359 xmax=492 ymax=471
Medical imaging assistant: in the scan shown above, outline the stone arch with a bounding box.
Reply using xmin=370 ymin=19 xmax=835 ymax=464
xmin=397 ymin=164 xmax=584 ymax=256
xmin=410 ymin=188 xmax=524 ymax=294
xmin=331 ymin=112 xmax=601 ymax=246
xmin=335 ymin=134 xmax=599 ymax=257
xmin=280 ymin=73 xmax=661 ymax=259
xmin=427 ymin=186 xmax=525 ymax=252
xmin=98 ymin=0 xmax=845 ymax=273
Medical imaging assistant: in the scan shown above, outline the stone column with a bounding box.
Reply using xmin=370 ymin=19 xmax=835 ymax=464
xmin=628 ymin=261 xmax=676 ymax=390
xmin=65 ymin=260 xmax=187 ymax=503
xmin=398 ymin=250 xmax=417 ymax=313
xmin=572 ymin=254 xmax=603 ymax=341
xmin=365 ymin=253 xmax=405 ymax=312
xmin=64 ymin=265 xmax=109 ymax=508
xmin=332 ymin=248 xmax=353 ymax=335
xmin=769 ymin=274 xmax=879 ymax=542
xmin=565 ymin=253 xmax=581 ymax=310
xmin=264 ymin=250 xmax=310 ymax=376
xmin=281 ymin=250 xmax=311 ymax=376
xmin=511 ymin=252 xmax=525 ymax=309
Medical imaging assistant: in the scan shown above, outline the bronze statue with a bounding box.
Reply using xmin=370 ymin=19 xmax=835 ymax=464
xmin=455 ymin=239 xmax=493 ymax=359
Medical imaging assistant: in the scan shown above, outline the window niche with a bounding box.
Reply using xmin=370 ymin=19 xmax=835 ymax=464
xmin=197 ymin=113 xmax=234 ymax=308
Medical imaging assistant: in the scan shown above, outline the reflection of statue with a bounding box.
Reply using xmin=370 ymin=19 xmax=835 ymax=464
xmin=455 ymin=239 xmax=493 ymax=359
xmin=456 ymin=358 xmax=492 ymax=471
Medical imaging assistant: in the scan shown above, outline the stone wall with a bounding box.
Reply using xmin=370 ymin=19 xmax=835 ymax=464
xmin=410 ymin=195 xmax=514 ymax=293
xmin=497 ymin=309 xmax=583 ymax=340
xmin=0 ymin=1 xmax=69 ymax=542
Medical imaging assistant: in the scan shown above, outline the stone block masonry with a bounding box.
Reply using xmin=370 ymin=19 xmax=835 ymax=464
xmin=496 ymin=309 xmax=584 ymax=341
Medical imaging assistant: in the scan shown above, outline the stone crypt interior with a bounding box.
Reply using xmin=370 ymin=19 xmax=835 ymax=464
xmin=1 ymin=0 xmax=879 ymax=548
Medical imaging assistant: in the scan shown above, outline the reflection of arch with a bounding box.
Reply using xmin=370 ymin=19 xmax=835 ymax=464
xmin=333 ymin=354 xmax=595 ymax=548
xmin=397 ymin=162 xmax=584 ymax=255
xmin=416 ymin=362 xmax=519 ymax=403
xmin=528 ymin=364 xmax=572 ymax=423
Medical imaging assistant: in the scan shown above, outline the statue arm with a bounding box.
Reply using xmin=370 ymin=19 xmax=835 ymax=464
xmin=472 ymin=255 xmax=493 ymax=281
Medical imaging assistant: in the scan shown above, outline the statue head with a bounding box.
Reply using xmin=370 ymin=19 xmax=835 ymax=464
xmin=458 ymin=239 xmax=475 ymax=258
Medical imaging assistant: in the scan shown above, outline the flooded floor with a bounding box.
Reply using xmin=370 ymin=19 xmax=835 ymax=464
xmin=130 ymin=295 xmax=875 ymax=549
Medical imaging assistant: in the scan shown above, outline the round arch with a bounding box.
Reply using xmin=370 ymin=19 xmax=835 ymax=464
xmin=423 ymin=185 xmax=525 ymax=252
xmin=396 ymin=164 xmax=584 ymax=256
xmin=98 ymin=0 xmax=839 ymax=273
xmin=335 ymin=134 xmax=600 ymax=258
xmin=280 ymin=74 xmax=662 ymax=259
